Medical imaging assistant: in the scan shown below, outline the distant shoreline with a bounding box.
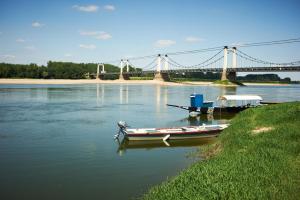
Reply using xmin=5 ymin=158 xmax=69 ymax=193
xmin=0 ymin=78 xmax=292 ymax=86
xmin=0 ymin=78 xmax=184 ymax=86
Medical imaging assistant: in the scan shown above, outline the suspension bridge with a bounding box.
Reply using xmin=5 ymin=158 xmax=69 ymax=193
xmin=93 ymin=39 xmax=300 ymax=81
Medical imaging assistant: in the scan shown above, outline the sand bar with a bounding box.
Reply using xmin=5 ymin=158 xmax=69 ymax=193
xmin=0 ymin=79 xmax=187 ymax=86
xmin=0 ymin=79 xmax=291 ymax=86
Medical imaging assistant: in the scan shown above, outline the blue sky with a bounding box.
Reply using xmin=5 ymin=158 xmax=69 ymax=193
xmin=1 ymin=0 xmax=300 ymax=79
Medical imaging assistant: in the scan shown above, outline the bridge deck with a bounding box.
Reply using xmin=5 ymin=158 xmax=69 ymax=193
xmin=94 ymin=66 xmax=300 ymax=75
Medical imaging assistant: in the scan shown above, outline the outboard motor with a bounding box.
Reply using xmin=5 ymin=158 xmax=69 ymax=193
xmin=115 ymin=121 xmax=128 ymax=140
xmin=117 ymin=121 xmax=128 ymax=129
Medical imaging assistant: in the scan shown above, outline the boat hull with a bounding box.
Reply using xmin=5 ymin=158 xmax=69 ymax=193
xmin=199 ymin=106 xmax=249 ymax=114
xmin=125 ymin=130 xmax=222 ymax=141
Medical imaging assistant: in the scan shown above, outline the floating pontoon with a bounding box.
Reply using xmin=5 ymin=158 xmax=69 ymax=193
xmin=167 ymin=94 xmax=264 ymax=116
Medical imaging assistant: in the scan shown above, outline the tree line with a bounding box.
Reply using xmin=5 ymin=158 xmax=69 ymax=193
xmin=169 ymin=72 xmax=292 ymax=83
xmin=236 ymin=74 xmax=291 ymax=83
xmin=0 ymin=61 xmax=138 ymax=79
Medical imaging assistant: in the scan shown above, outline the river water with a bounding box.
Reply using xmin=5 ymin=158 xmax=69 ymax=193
xmin=0 ymin=84 xmax=299 ymax=200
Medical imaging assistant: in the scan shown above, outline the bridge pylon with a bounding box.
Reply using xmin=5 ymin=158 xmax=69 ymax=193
xmin=221 ymin=46 xmax=228 ymax=81
xmin=119 ymin=59 xmax=130 ymax=80
xmin=96 ymin=64 xmax=100 ymax=79
xmin=164 ymin=55 xmax=169 ymax=70
xmin=126 ymin=60 xmax=129 ymax=72
xmin=97 ymin=63 xmax=105 ymax=80
xmin=154 ymin=54 xmax=170 ymax=81
xmin=154 ymin=54 xmax=163 ymax=81
xmin=221 ymin=46 xmax=237 ymax=81
xmin=119 ymin=60 xmax=124 ymax=80
xmin=228 ymin=47 xmax=237 ymax=81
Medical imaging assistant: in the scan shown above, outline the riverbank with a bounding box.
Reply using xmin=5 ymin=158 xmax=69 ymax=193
xmin=0 ymin=78 xmax=183 ymax=86
xmin=0 ymin=78 xmax=293 ymax=86
xmin=179 ymin=81 xmax=290 ymax=86
xmin=143 ymin=102 xmax=300 ymax=199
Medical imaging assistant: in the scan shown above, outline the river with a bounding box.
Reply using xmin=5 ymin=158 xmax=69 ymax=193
xmin=0 ymin=84 xmax=299 ymax=200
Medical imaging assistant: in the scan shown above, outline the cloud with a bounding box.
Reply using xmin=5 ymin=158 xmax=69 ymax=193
xmin=0 ymin=54 xmax=15 ymax=59
xmin=154 ymin=40 xmax=176 ymax=48
xmin=95 ymin=32 xmax=112 ymax=40
xmin=16 ymin=38 xmax=26 ymax=43
xmin=79 ymin=31 xmax=112 ymax=40
xmin=104 ymin=5 xmax=115 ymax=11
xmin=185 ymin=36 xmax=203 ymax=43
xmin=32 ymin=21 xmax=44 ymax=27
xmin=79 ymin=44 xmax=96 ymax=50
xmin=73 ymin=5 xmax=98 ymax=12
xmin=25 ymin=45 xmax=36 ymax=50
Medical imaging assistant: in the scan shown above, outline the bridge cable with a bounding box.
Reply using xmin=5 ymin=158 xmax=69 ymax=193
xmin=99 ymin=37 xmax=300 ymax=64
xmin=236 ymin=49 xmax=300 ymax=66
xmin=166 ymin=49 xmax=224 ymax=69
xmin=166 ymin=55 xmax=224 ymax=70
xmin=230 ymin=37 xmax=300 ymax=48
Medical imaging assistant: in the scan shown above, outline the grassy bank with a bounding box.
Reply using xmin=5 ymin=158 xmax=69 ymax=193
xmin=171 ymin=78 xmax=215 ymax=82
xmin=143 ymin=102 xmax=300 ymax=199
xmin=129 ymin=77 xmax=154 ymax=80
xmin=213 ymin=80 xmax=245 ymax=86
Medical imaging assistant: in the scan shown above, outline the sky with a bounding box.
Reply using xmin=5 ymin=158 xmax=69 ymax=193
xmin=0 ymin=0 xmax=300 ymax=80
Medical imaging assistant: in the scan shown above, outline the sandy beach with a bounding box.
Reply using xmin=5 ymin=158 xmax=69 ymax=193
xmin=242 ymin=82 xmax=290 ymax=86
xmin=0 ymin=79 xmax=291 ymax=86
xmin=0 ymin=78 xmax=188 ymax=86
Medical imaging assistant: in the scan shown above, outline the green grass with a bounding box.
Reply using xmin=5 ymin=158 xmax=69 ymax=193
xmin=240 ymin=81 xmax=290 ymax=84
xmin=171 ymin=78 xmax=215 ymax=82
xmin=129 ymin=77 xmax=154 ymax=80
xmin=142 ymin=102 xmax=300 ymax=200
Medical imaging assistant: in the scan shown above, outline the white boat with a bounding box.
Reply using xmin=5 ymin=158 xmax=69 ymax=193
xmin=115 ymin=121 xmax=229 ymax=141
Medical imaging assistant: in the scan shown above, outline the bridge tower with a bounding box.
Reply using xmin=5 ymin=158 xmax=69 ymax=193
xmin=221 ymin=46 xmax=228 ymax=80
xmin=154 ymin=54 xmax=163 ymax=81
xmin=164 ymin=55 xmax=169 ymax=70
xmin=154 ymin=54 xmax=170 ymax=81
xmin=96 ymin=64 xmax=100 ymax=79
xmin=101 ymin=63 xmax=105 ymax=73
xmin=119 ymin=59 xmax=124 ymax=80
xmin=97 ymin=63 xmax=105 ymax=80
xmin=221 ymin=46 xmax=238 ymax=81
xmin=119 ymin=59 xmax=130 ymax=80
xmin=227 ymin=47 xmax=237 ymax=81
xmin=126 ymin=60 xmax=129 ymax=72
xmin=232 ymin=47 xmax=237 ymax=68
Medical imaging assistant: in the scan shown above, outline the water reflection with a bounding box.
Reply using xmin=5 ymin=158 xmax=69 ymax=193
xmin=117 ymin=137 xmax=216 ymax=155
xmin=91 ymin=84 xmax=238 ymax=113
xmin=96 ymin=84 xmax=105 ymax=105
xmin=156 ymin=85 xmax=161 ymax=112
xmin=118 ymin=85 xmax=129 ymax=104
xmin=180 ymin=114 xmax=235 ymax=126
xmin=163 ymin=86 xmax=168 ymax=109
xmin=154 ymin=85 xmax=169 ymax=113
xmin=219 ymin=86 xmax=237 ymax=95
xmin=120 ymin=85 xmax=123 ymax=104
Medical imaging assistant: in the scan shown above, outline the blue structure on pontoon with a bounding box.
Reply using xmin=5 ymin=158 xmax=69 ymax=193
xmin=190 ymin=94 xmax=213 ymax=108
